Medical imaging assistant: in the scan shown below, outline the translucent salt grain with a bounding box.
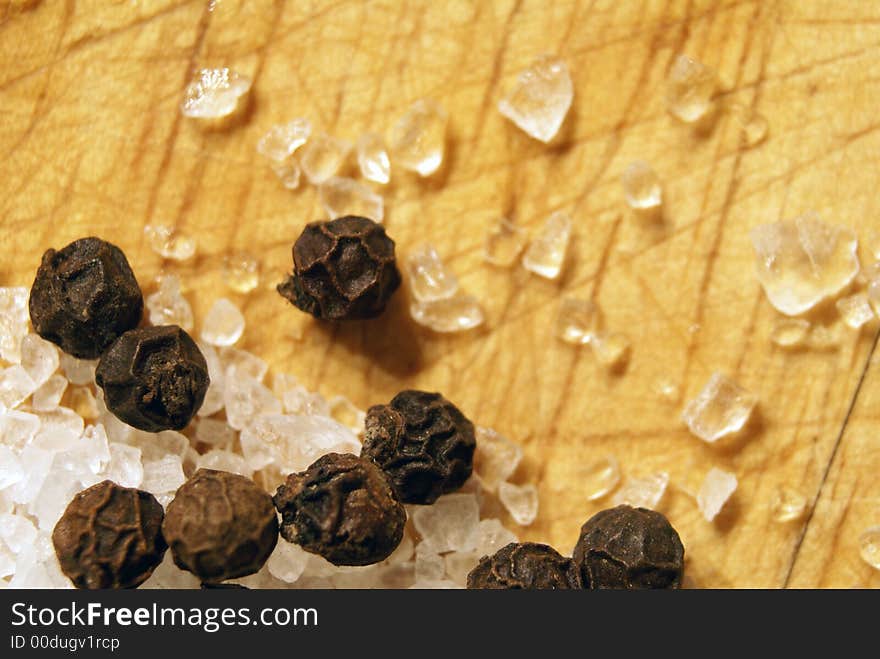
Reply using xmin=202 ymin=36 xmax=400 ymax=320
xmin=522 ymin=211 xmax=572 ymax=279
xmin=240 ymin=414 xmax=358 ymax=473
xmin=0 ymin=410 xmax=40 ymax=450
xmin=318 ymin=176 xmax=384 ymax=222
xmin=483 ymin=218 xmax=528 ymax=267
xmin=266 ymin=542 xmax=309 ymax=583
xmin=144 ymin=224 xmax=196 ymax=261
xmin=11 ymin=446 xmax=54 ymax=504
xmin=410 ymin=295 xmax=485 ymax=332
xmin=771 ymin=318 xmax=810 ymax=347
xmin=622 ymin=161 xmax=662 ymax=210
xmin=198 ymin=449 xmax=252 ymax=477
xmin=328 ymin=395 xmax=366 ymax=435
xmin=388 ymin=99 xmax=448 ymax=177
xmin=498 ymin=55 xmax=573 ymax=143
xmin=219 ymin=346 xmax=267 ymax=381
xmin=0 ymin=366 xmax=36 ymax=410
xmin=858 ymin=527 xmax=880 ymax=570
xmin=146 ymin=275 xmax=194 ymax=331
xmin=696 ymin=468 xmax=737 ymax=521
xmin=591 ymin=332 xmax=631 ymax=368
xmin=476 ymin=518 xmax=518 ymax=557
xmin=751 ymin=214 xmax=860 ymax=316
xmin=196 ymin=341 xmax=225 ymax=417
xmin=141 ymin=455 xmax=185 ymax=496
xmin=102 ymin=443 xmax=143 ymax=488
xmin=19 ymin=334 xmax=58 ymax=387
xmin=0 ymin=287 xmax=29 ymax=363
xmin=666 ymin=55 xmax=716 ymax=123
xmin=555 ymin=298 xmax=598 ymax=345
xmin=201 ymin=298 xmax=244 ymax=347
xmin=411 ymin=494 xmax=480 ymax=553
xmin=406 ymin=244 xmax=459 ymax=303
xmin=444 ymin=551 xmax=481 ymax=587
xmin=836 ymin=293 xmax=874 ymax=329
xmin=35 ymin=407 xmax=84 ymax=441
xmin=357 ymin=132 xmax=391 ymax=184
xmin=223 ymin=375 xmax=282 ymax=431
xmin=181 ymin=67 xmax=252 ymax=119
xmin=299 ymin=132 xmax=352 ymax=185
xmin=222 ymin=253 xmax=260 ymax=294
xmin=771 ymin=486 xmax=807 ymax=523
xmin=195 ymin=417 xmax=237 ymax=447
xmin=580 ymin=455 xmax=620 ymax=501
xmin=730 ymin=104 xmax=768 ymax=147
xmin=682 ymin=372 xmax=757 ymax=443
xmin=0 ymin=447 xmax=23 ymax=490
xmin=272 ymin=374 xmax=330 ymax=417
xmin=612 ymin=472 xmax=669 ymax=509
xmin=473 ymin=426 xmax=522 ymax=491
xmin=498 ymin=482 xmax=538 ymax=526
xmin=415 ymin=544 xmax=446 ymax=582
xmin=0 ymin=514 xmax=37 ymax=555
xmin=59 ymin=354 xmax=97 ymax=385
xmin=257 ymin=118 xmax=311 ymax=162
xmin=270 ymin=159 xmax=302 ymax=190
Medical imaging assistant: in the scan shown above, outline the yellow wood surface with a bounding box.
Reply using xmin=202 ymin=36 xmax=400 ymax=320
xmin=2 ymin=0 xmax=880 ymax=588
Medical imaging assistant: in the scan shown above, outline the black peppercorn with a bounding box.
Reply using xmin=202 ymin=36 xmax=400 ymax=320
xmin=163 ymin=469 xmax=278 ymax=583
xmin=277 ymin=215 xmax=401 ymax=320
xmin=572 ymin=505 xmax=685 ymax=589
xmin=466 ymin=542 xmax=581 ymax=590
xmin=273 ymin=453 xmax=406 ymax=566
xmin=29 ymin=237 xmax=143 ymax=359
xmin=95 ymin=325 xmax=209 ymax=432
xmin=360 ymin=390 xmax=476 ymax=504
xmin=52 ymin=480 xmax=166 ymax=589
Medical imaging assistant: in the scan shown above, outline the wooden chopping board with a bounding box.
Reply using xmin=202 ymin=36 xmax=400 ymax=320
xmin=2 ymin=0 xmax=880 ymax=588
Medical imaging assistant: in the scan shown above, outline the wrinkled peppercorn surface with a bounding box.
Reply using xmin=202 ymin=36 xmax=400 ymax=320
xmin=467 ymin=542 xmax=581 ymax=590
xmin=95 ymin=325 xmax=209 ymax=432
xmin=572 ymin=505 xmax=684 ymax=589
xmin=163 ymin=469 xmax=278 ymax=582
xmin=29 ymin=237 xmax=143 ymax=359
xmin=52 ymin=480 xmax=166 ymax=589
xmin=273 ymin=453 xmax=406 ymax=566
xmin=277 ymin=215 xmax=401 ymax=320
xmin=361 ymin=390 xmax=475 ymax=504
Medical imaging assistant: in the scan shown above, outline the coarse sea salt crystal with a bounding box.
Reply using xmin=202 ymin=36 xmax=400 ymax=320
xmin=444 ymin=551 xmax=480 ymax=587
xmin=770 ymin=318 xmax=810 ymax=347
xmin=0 ymin=409 xmax=40 ymax=450
xmin=299 ymin=132 xmax=352 ymax=185
xmin=146 ymin=275 xmax=194 ymax=331
xmin=411 ymin=493 xmax=480 ymax=553
xmin=266 ymin=542 xmax=309 ymax=584
xmin=272 ymin=375 xmax=330 ymax=417
xmin=415 ymin=543 xmax=446 ymax=582
xmin=591 ymin=331 xmax=631 ymax=368
xmin=0 ymin=287 xmax=29 ymax=363
xmin=696 ymin=468 xmax=737 ymax=521
xmin=257 ymin=118 xmax=311 ymax=162
xmin=327 ymin=395 xmax=366 ymax=435
xmin=611 ymin=472 xmax=669 ymax=509
xmin=580 ymin=455 xmax=621 ymax=501
xmin=144 ymin=224 xmax=196 ymax=261
xmin=836 ymin=293 xmax=874 ymax=329
xmin=31 ymin=374 xmax=67 ymax=412
xmin=682 ymin=372 xmax=757 ymax=443
xmin=484 ymin=218 xmax=528 ymax=267
xmin=198 ymin=449 xmax=252 ymax=477
xmin=357 ymin=132 xmax=391 ymax=184
xmin=473 ymin=426 xmax=522 ymax=491
xmin=0 ymin=446 xmax=23 ymax=490
xmin=240 ymin=414 xmax=359 ymax=473
xmin=194 ymin=417 xmax=237 ymax=447
xmin=410 ymin=295 xmax=485 ymax=333
xmin=0 ymin=366 xmax=36 ymax=411
xmin=498 ymin=55 xmax=573 ymax=143
xmin=388 ymin=99 xmax=448 ymax=177
xmin=201 ymin=298 xmax=245 ymax=347
xmin=224 ymin=376 xmax=282 ymax=431
xmin=498 ymin=482 xmax=538 ymax=526
xmin=750 ymin=213 xmax=860 ymax=316
xmin=19 ymin=334 xmax=59 ymax=387
xmin=196 ymin=341 xmax=225 ymax=417
xmin=318 ymin=176 xmax=384 ymax=222
xmin=665 ymin=54 xmax=716 ymax=123
xmin=102 ymin=443 xmax=143 ymax=488
xmin=219 ymin=346 xmax=267 ymax=381
xmin=771 ymin=486 xmax=807 ymax=523
xmin=406 ymin=244 xmax=459 ymax=303
xmin=858 ymin=527 xmax=880 ymax=570
xmin=476 ymin=518 xmax=518 ymax=556
xmin=11 ymin=445 xmax=54 ymax=504
xmin=141 ymin=455 xmax=185 ymax=497
xmin=270 ymin=159 xmax=302 ymax=190
xmin=555 ymin=298 xmax=598 ymax=345
xmin=181 ymin=67 xmax=251 ymax=119
xmin=622 ymin=160 xmax=662 ymax=210
xmin=222 ymin=253 xmax=260 ymax=294
xmin=60 ymin=354 xmax=97 ymax=386
xmin=522 ymin=211 xmax=572 ymax=279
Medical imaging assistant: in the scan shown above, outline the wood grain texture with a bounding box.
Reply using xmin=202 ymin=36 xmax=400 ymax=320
xmin=2 ymin=0 xmax=880 ymax=588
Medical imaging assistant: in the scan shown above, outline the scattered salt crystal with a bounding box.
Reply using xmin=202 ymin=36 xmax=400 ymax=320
xmin=696 ymin=468 xmax=737 ymax=521
xmin=591 ymin=331 xmax=631 ymax=368
xmin=59 ymin=354 xmax=97 ymax=385
xmin=473 ymin=426 xmax=522 ymax=491
xmin=406 ymin=244 xmax=459 ymax=303
xmin=11 ymin=445 xmax=54 ymax=504
xmin=858 ymin=527 xmax=880 ymax=570
xmin=145 ymin=275 xmax=194 ymax=330
xmin=222 ymin=253 xmax=260 ymax=294
xmin=0 ymin=514 xmax=37 ymax=555
xmin=771 ymin=318 xmax=810 ymax=347
xmin=68 ymin=386 xmax=100 ymax=420
xmin=476 ymin=518 xmax=518 ymax=557
xmin=196 ymin=341 xmax=225 ymax=417
xmin=388 ymin=99 xmax=447 ymax=177
xmin=195 ymin=417 xmax=237 ymax=447
xmin=554 ymin=298 xmax=598 ymax=345
xmin=622 ymin=161 xmax=662 ymax=210
xmin=31 ymin=374 xmax=68 ymax=412
xmin=266 ymin=542 xmax=309 ymax=583
xmin=19 ymin=334 xmax=58 ymax=387
xmin=29 ymin=460 xmax=82 ymax=529
xmin=102 ymin=443 xmax=143 ymax=488
xmin=327 ymin=395 xmax=366 ymax=434
xmin=836 ymin=293 xmax=874 ymax=329
xmin=730 ymin=104 xmax=769 ymax=147
xmin=808 ymin=323 xmax=841 ymax=349
xmin=357 ymin=132 xmax=391 ymax=184
xmin=201 ymin=298 xmax=245 ymax=347
xmin=35 ymin=407 xmax=84 ymax=441
xmin=522 ymin=211 xmax=572 ymax=279
xmin=415 ymin=543 xmax=446 ymax=582
xmin=483 ymin=218 xmax=528 ymax=267
xmin=271 ymin=159 xmax=302 ymax=190
xmin=611 ymin=472 xmax=669 ymax=509
xmin=257 ymin=118 xmax=311 ymax=162
xmin=318 ymin=176 xmax=384 ymax=222
xmin=134 ymin=430 xmax=189 ymax=462
xmin=198 ymin=449 xmax=252 ymax=477
xmin=0 ymin=446 xmax=23 ymax=490
xmin=410 ymin=295 xmax=485 ymax=332
xmin=385 ymin=533 xmax=414 ymax=566
xmin=0 ymin=366 xmax=36 ymax=410
xmin=498 ymin=482 xmax=538 ymax=526
xmin=498 ymin=55 xmax=573 ymax=143
xmin=0 ymin=287 xmax=29 ymax=363
xmin=141 ymin=455 xmax=185 ymax=496
xmin=580 ymin=455 xmax=620 ymax=501
xmin=0 ymin=410 xmax=40 ymax=450
xmin=181 ymin=67 xmax=252 ymax=119
xmin=299 ymin=132 xmax=352 ymax=185
xmin=750 ymin=213 xmax=860 ymax=316
xmin=682 ymin=372 xmax=757 ymax=443
xmin=771 ymin=486 xmax=807 ymax=523
xmin=224 ymin=376 xmax=281 ymax=431
xmin=665 ymin=55 xmax=716 ymax=123
xmin=411 ymin=494 xmax=480 ymax=553
xmin=144 ymin=224 xmax=196 ymax=261
xmin=240 ymin=414 xmax=358 ymax=472
xmin=272 ymin=374 xmax=329 ymax=416
xmin=444 ymin=551 xmax=480 ymax=587
xmin=219 ymin=346 xmax=267 ymax=381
